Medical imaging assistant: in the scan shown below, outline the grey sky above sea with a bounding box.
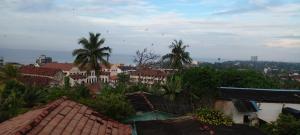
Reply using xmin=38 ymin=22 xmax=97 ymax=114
xmin=0 ymin=48 xmax=224 ymax=64
xmin=0 ymin=0 xmax=300 ymax=62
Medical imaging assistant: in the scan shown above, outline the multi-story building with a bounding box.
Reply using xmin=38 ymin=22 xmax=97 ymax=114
xmin=251 ymin=56 xmax=258 ymax=62
xmin=36 ymin=55 xmax=52 ymax=65
xmin=0 ymin=57 xmax=3 ymax=67
xmin=130 ymin=68 xmax=168 ymax=85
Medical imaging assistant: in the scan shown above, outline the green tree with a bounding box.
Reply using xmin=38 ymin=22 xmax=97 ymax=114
xmin=218 ymin=69 xmax=279 ymax=88
xmin=22 ymin=86 xmax=46 ymax=107
xmin=64 ymin=76 xmax=71 ymax=90
xmin=93 ymin=90 xmax=134 ymax=120
xmin=117 ymin=73 xmax=130 ymax=84
xmin=73 ymin=84 xmax=91 ymax=99
xmin=0 ymin=64 xmax=20 ymax=82
xmin=162 ymin=75 xmax=182 ymax=101
xmin=182 ymin=67 xmax=218 ymax=106
xmin=73 ymin=32 xmax=112 ymax=74
xmin=162 ymin=40 xmax=192 ymax=69
xmin=261 ymin=114 xmax=300 ymax=135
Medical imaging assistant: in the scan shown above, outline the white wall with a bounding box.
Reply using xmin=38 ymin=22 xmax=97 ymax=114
xmin=257 ymin=103 xmax=300 ymax=123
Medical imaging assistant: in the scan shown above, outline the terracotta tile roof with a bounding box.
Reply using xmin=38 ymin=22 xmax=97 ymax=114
xmin=131 ymin=69 xmax=167 ymax=77
xmin=18 ymin=76 xmax=58 ymax=86
xmin=20 ymin=66 xmax=62 ymax=77
xmin=42 ymin=63 xmax=74 ymax=71
xmin=219 ymin=87 xmax=300 ymax=104
xmin=70 ymin=74 xmax=87 ymax=80
xmin=0 ymin=97 xmax=132 ymax=135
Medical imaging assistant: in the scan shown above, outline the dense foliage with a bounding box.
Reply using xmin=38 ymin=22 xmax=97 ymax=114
xmin=90 ymin=89 xmax=134 ymax=120
xmin=195 ymin=108 xmax=233 ymax=126
xmin=182 ymin=67 xmax=218 ymax=104
xmin=261 ymin=114 xmax=300 ymax=135
xmin=0 ymin=80 xmax=47 ymax=122
xmin=218 ymin=69 xmax=280 ymax=88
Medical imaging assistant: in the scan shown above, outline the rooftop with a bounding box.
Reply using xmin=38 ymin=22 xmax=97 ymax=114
xmin=219 ymin=87 xmax=300 ymax=103
xmin=20 ymin=66 xmax=62 ymax=77
xmin=126 ymin=92 xmax=193 ymax=115
xmin=42 ymin=63 xmax=74 ymax=71
xmin=18 ymin=76 xmax=58 ymax=86
xmin=0 ymin=97 xmax=131 ymax=135
xmin=135 ymin=117 xmax=265 ymax=135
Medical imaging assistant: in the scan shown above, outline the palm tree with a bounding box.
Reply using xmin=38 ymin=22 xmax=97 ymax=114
xmin=73 ymin=32 xmax=112 ymax=73
xmin=162 ymin=40 xmax=192 ymax=69
xmin=162 ymin=75 xmax=182 ymax=101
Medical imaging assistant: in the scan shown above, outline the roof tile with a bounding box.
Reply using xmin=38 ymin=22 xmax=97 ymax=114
xmin=0 ymin=97 xmax=132 ymax=135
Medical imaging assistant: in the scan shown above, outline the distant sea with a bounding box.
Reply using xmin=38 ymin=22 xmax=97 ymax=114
xmin=0 ymin=48 xmax=220 ymax=65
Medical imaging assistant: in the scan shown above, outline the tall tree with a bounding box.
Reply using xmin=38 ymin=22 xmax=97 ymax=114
xmin=73 ymin=32 xmax=111 ymax=73
xmin=133 ymin=48 xmax=160 ymax=67
xmin=162 ymin=40 xmax=192 ymax=69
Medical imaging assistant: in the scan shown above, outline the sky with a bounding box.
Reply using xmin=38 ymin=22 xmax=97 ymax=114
xmin=0 ymin=0 xmax=300 ymax=62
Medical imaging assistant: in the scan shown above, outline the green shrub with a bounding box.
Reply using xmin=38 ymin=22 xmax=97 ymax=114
xmin=92 ymin=89 xmax=134 ymax=120
xmin=261 ymin=114 xmax=300 ymax=135
xmin=195 ymin=108 xmax=233 ymax=126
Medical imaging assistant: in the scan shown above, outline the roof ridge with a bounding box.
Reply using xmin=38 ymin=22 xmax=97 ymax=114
xmin=14 ymin=97 xmax=67 ymax=135
xmin=140 ymin=92 xmax=155 ymax=111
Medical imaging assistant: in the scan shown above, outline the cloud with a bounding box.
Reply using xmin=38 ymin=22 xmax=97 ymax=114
xmin=266 ymin=39 xmax=300 ymax=48
xmin=0 ymin=0 xmax=299 ymax=62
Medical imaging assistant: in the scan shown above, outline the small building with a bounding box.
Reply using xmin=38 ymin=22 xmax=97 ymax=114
xmin=19 ymin=66 xmax=64 ymax=86
xmin=215 ymin=87 xmax=300 ymax=125
xmin=36 ymin=54 xmax=52 ymax=65
xmin=0 ymin=97 xmax=132 ymax=135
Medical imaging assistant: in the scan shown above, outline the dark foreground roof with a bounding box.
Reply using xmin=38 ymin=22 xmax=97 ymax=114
xmin=135 ymin=117 xmax=265 ymax=135
xmin=282 ymin=107 xmax=300 ymax=119
xmin=219 ymin=87 xmax=300 ymax=103
xmin=126 ymin=92 xmax=193 ymax=115
xmin=0 ymin=97 xmax=131 ymax=135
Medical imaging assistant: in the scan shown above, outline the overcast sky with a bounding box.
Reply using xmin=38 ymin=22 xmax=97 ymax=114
xmin=0 ymin=0 xmax=300 ymax=62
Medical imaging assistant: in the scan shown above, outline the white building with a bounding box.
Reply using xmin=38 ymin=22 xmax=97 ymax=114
xmin=130 ymin=68 xmax=167 ymax=85
xmin=36 ymin=55 xmax=52 ymax=65
xmin=215 ymin=87 xmax=300 ymax=125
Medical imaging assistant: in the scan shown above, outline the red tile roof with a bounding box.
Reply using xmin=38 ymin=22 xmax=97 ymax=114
xmin=0 ymin=97 xmax=131 ymax=135
xmin=20 ymin=66 xmax=62 ymax=77
xmin=131 ymin=69 xmax=167 ymax=77
xmin=18 ymin=76 xmax=58 ymax=86
xmin=42 ymin=63 xmax=74 ymax=71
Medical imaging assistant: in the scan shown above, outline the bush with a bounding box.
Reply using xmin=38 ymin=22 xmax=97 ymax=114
xmin=92 ymin=89 xmax=134 ymax=120
xmin=195 ymin=108 xmax=233 ymax=126
xmin=261 ymin=114 xmax=300 ymax=135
